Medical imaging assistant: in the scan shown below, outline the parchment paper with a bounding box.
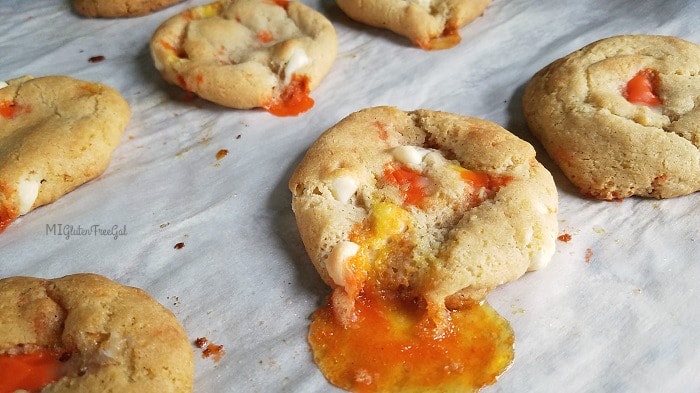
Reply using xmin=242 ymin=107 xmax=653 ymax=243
xmin=1 ymin=0 xmax=698 ymax=392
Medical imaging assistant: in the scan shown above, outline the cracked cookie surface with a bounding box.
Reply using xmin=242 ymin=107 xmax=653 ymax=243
xmin=0 ymin=75 xmax=129 ymax=233
xmin=150 ymin=0 xmax=337 ymax=116
xmin=0 ymin=273 xmax=193 ymax=392
xmin=336 ymin=0 xmax=491 ymax=50
xmin=523 ymin=35 xmax=700 ymax=200
xmin=289 ymin=106 xmax=558 ymax=319
xmin=73 ymin=0 xmax=181 ymax=18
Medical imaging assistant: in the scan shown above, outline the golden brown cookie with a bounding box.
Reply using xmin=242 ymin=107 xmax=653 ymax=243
xmin=0 ymin=273 xmax=193 ymax=392
xmin=523 ymin=35 xmax=700 ymax=200
xmin=150 ymin=0 xmax=337 ymax=116
xmin=336 ymin=0 xmax=491 ymax=50
xmin=74 ymin=0 xmax=181 ymax=18
xmin=0 ymin=75 xmax=129 ymax=233
xmin=289 ymin=106 xmax=558 ymax=323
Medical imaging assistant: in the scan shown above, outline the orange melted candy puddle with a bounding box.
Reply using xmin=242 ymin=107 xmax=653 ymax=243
xmin=266 ymin=75 xmax=314 ymax=117
xmin=309 ymin=289 xmax=514 ymax=392
xmin=0 ymin=350 xmax=65 ymax=393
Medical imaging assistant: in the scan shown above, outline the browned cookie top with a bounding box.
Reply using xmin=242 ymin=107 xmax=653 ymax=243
xmin=336 ymin=0 xmax=491 ymax=50
xmin=74 ymin=0 xmax=182 ymax=18
xmin=150 ymin=0 xmax=337 ymax=115
xmin=289 ymin=106 xmax=558 ymax=322
xmin=0 ymin=75 xmax=129 ymax=233
xmin=523 ymin=35 xmax=700 ymax=200
xmin=0 ymin=274 xmax=194 ymax=392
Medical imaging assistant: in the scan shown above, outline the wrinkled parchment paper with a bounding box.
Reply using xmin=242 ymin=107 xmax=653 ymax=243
xmin=1 ymin=0 xmax=698 ymax=391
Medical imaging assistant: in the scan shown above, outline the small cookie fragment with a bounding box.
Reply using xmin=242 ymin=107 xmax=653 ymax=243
xmin=523 ymin=35 xmax=700 ymax=200
xmin=0 ymin=75 xmax=129 ymax=233
xmin=0 ymin=273 xmax=194 ymax=392
xmin=74 ymin=0 xmax=181 ymax=18
xmin=289 ymin=106 xmax=558 ymax=320
xmin=336 ymin=0 xmax=491 ymax=50
xmin=150 ymin=0 xmax=337 ymax=116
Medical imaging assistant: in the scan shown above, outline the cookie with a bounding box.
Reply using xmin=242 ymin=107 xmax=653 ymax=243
xmin=0 ymin=75 xmax=129 ymax=233
xmin=150 ymin=0 xmax=337 ymax=116
xmin=336 ymin=0 xmax=491 ymax=50
xmin=0 ymin=273 xmax=193 ymax=392
xmin=523 ymin=35 xmax=700 ymax=200
xmin=289 ymin=106 xmax=558 ymax=322
xmin=74 ymin=0 xmax=181 ymax=18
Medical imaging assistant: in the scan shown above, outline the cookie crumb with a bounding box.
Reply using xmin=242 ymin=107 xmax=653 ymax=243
xmin=160 ymin=222 xmax=170 ymax=229
xmin=195 ymin=337 xmax=208 ymax=348
xmin=216 ymin=149 xmax=229 ymax=160
xmin=195 ymin=337 xmax=225 ymax=362
xmin=557 ymin=233 xmax=572 ymax=242
xmin=510 ymin=305 xmax=525 ymax=315
xmin=174 ymin=242 xmax=185 ymax=250
xmin=584 ymin=248 xmax=593 ymax=263
xmin=88 ymin=55 xmax=105 ymax=63
xmin=203 ymin=344 xmax=225 ymax=362
xmin=236 ymin=134 xmax=242 ymax=139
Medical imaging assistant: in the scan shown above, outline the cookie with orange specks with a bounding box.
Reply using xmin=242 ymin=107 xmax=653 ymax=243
xmin=74 ymin=0 xmax=181 ymax=18
xmin=0 ymin=75 xmax=129 ymax=233
xmin=289 ymin=106 xmax=558 ymax=323
xmin=336 ymin=0 xmax=491 ymax=50
xmin=523 ymin=35 xmax=700 ymax=200
xmin=150 ymin=0 xmax=337 ymax=116
xmin=0 ymin=274 xmax=193 ymax=392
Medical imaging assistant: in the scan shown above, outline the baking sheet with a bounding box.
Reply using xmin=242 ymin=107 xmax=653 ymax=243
xmin=1 ymin=0 xmax=699 ymax=392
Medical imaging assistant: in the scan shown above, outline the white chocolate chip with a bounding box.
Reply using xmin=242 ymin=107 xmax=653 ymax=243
xmin=423 ymin=151 xmax=446 ymax=164
xmin=17 ymin=177 xmax=42 ymax=216
xmin=283 ymin=47 xmax=310 ymax=85
xmin=0 ymin=81 xmax=8 ymax=89
xmin=391 ymin=146 xmax=432 ymax=167
xmin=327 ymin=241 xmax=360 ymax=287
xmin=95 ymin=332 xmax=126 ymax=366
xmin=528 ymin=236 xmax=555 ymax=271
xmin=330 ymin=176 xmax=358 ymax=204
xmin=533 ymin=201 xmax=549 ymax=215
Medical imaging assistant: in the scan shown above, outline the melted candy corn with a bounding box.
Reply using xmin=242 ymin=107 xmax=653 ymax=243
xmin=625 ymin=69 xmax=662 ymax=106
xmin=309 ymin=288 xmax=514 ymax=393
xmin=383 ymin=163 xmax=429 ymax=206
xmin=0 ymin=100 xmax=24 ymax=120
xmin=0 ymin=350 xmax=65 ymax=393
xmin=266 ymin=75 xmax=314 ymax=116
